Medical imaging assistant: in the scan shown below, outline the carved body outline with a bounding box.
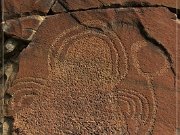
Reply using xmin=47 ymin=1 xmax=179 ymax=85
xmin=131 ymin=40 xmax=170 ymax=134
xmin=8 ymin=20 xmax=170 ymax=135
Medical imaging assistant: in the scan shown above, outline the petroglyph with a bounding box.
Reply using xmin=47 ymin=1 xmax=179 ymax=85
xmin=46 ymin=21 xmax=130 ymax=134
xmin=131 ymin=40 xmax=170 ymax=134
xmin=7 ymin=77 xmax=59 ymax=134
xmin=6 ymin=19 xmax=173 ymax=135
xmin=131 ymin=41 xmax=170 ymax=78
xmin=7 ymin=77 xmax=49 ymax=115
xmin=47 ymin=21 xmax=155 ymax=134
xmin=116 ymin=89 xmax=150 ymax=123
xmin=48 ymin=21 xmax=128 ymax=81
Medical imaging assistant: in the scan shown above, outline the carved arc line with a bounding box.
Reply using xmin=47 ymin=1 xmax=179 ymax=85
xmin=7 ymin=78 xmax=50 ymax=115
xmin=118 ymin=89 xmax=150 ymax=123
xmin=8 ymin=80 xmax=50 ymax=98
xmin=131 ymin=41 xmax=170 ymax=78
xmin=84 ymin=20 xmax=129 ymax=80
xmin=48 ymin=20 xmax=128 ymax=81
xmin=131 ymin=42 xmax=156 ymax=134
xmin=9 ymin=87 xmax=40 ymax=115
xmin=50 ymin=29 xmax=121 ymax=79
xmin=118 ymin=91 xmax=143 ymax=118
xmin=131 ymin=41 xmax=170 ymax=134
xmin=118 ymin=96 xmax=136 ymax=118
xmin=12 ymin=88 xmax=38 ymax=107
xmin=60 ymin=30 xmax=119 ymax=77
xmin=48 ymin=26 xmax=80 ymax=73
xmin=102 ymin=28 xmax=128 ymax=80
xmin=13 ymin=77 xmax=48 ymax=85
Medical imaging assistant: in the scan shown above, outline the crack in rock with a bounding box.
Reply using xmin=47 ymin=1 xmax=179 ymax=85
xmin=3 ymin=15 xmax=45 ymax=41
xmin=136 ymin=21 xmax=176 ymax=77
xmin=0 ymin=1 xmax=178 ymax=134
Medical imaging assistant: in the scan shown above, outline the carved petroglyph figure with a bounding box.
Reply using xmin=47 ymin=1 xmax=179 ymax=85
xmin=47 ymin=21 xmax=129 ymax=134
xmin=8 ymin=21 xmax=170 ymax=135
xmin=131 ymin=41 xmax=170 ymax=134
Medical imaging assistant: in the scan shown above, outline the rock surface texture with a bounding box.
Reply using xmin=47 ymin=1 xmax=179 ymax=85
xmin=1 ymin=0 xmax=179 ymax=135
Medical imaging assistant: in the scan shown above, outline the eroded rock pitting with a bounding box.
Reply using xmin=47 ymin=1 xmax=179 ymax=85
xmin=2 ymin=0 xmax=178 ymax=135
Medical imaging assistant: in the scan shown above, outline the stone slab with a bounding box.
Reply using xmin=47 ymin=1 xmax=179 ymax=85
xmin=4 ymin=0 xmax=55 ymax=19
xmin=3 ymin=15 xmax=45 ymax=41
xmin=5 ymin=8 xmax=176 ymax=135
xmin=57 ymin=0 xmax=179 ymax=10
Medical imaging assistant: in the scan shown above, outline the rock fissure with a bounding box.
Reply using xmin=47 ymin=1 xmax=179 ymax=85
xmin=166 ymin=7 xmax=180 ymax=19
xmin=4 ymin=1 xmax=179 ymax=20
xmin=1 ymin=0 xmax=178 ymax=134
xmin=136 ymin=21 xmax=176 ymax=78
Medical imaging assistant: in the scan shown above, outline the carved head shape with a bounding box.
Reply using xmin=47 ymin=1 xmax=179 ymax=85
xmin=48 ymin=26 xmax=128 ymax=92
xmin=45 ymin=26 xmax=129 ymax=134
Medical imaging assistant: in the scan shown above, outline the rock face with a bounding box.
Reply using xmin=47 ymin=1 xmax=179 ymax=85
xmin=4 ymin=0 xmax=55 ymax=19
xmin=1 ymin=0 xmax=179 ymax=135
xmin=3 ymin=15 xmax=45 ymax=41
xmin=4 ymin=0 xmax=180 ymax=17
xmin=56 ymin=0 xmax=179 ymax=10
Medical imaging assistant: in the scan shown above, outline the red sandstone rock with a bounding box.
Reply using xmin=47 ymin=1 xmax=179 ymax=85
xmin=51 ymin=0 xmax=66 ymax=13
xmin=57 ymin=0 xmax=102 ymax=10
xmin=4 ymin=0 xmax=55 ymax=19
xmin=177 ymin=20 xmax=180 ymax=131
xmin=134 ymin=7 xmax=177 ymax=71
xmin=5 ymin=7 xmax=176 ymax=135
xmin=4 ymin=0 xmax=179 ymax=19
xmin=3 ymin=15 xmax=45 ymax=41
xmin=57 ymin=0 xmax=179 ymax=10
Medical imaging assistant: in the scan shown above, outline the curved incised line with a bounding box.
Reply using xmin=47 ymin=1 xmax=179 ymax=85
xmin=48 ymin=26 xmax=80 ymax=73
xmin=102 ymin=28 xmax=128 ymax=80
xmin=114 ymin=88 xmax=152 ymax=134
xmin=52 ymin=30 xmax=121 ymax=79
xmin=13 ymin=77 xmax=48 ymax=86
xmin=60 ymin=31 xmax=119 ymax=76
xmin=12 ymin=88 xmax=39 ymax=106
xmin=11 ymin=77 xmax=49 ymax=90
xmin=84 ymin=20 xmax=128 ymax=80
xmin=131 ymin=41 xmax=170 ymax=78
xmin=14 ymin=77 xmax=48 ymax=84
xmin=12 ymin=81 xmax=48 ymax=89
xmin=131 ymin=41 xmax=170 ymax=134
xmin=8 ymin=78 xmax=50 ymax=115
xmin=117 ymin=92 xmax=143 ymax=120
xmin=48 ymin=20 xmax=128 ymax=81
xmin=118 ymin=96 xmax=136 ymax=117
xmin=10 ymin=87 xmax=40 ymax=114
xmin=119 ymin=89 xmax=150 ymax=124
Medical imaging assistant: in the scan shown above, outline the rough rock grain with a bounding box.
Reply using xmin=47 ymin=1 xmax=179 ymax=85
xmin=51 ymin=0 xmax=66 ymax=13
xmin=3 ymin=15 xmax=45 ymax=41
xmin=136 ymin=7 xmax=177 ymax=70
xmin=6 ymin=8 xmax=176 ymax=135
xmin=4 ymin=0 xmax=55 ymax=19
xmin=177 ymin=19 xmax=180 ymax=131
xmin=57 ymin=0 xmax=179 ymax=10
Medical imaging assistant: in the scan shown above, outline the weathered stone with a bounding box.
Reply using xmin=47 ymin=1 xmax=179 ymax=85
xmin=4 ymin=0 xmax=55 ymax=19
xmin=51 ymin=0 xmax=66 ymax=13
xmin=177 ymin=19 xmax=180 ymax=131
xmin=3 ymin=15 xmax=45 ymax=41
xmin=123 ymin=0 xmax=178 ymax=8
xmin=134 ymin=7 xmax=177 ymax=70
xmin=57 ymin=0 xmax=179 ymax=10
xmin=5 ymin=7 xmax=176 ymax=135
